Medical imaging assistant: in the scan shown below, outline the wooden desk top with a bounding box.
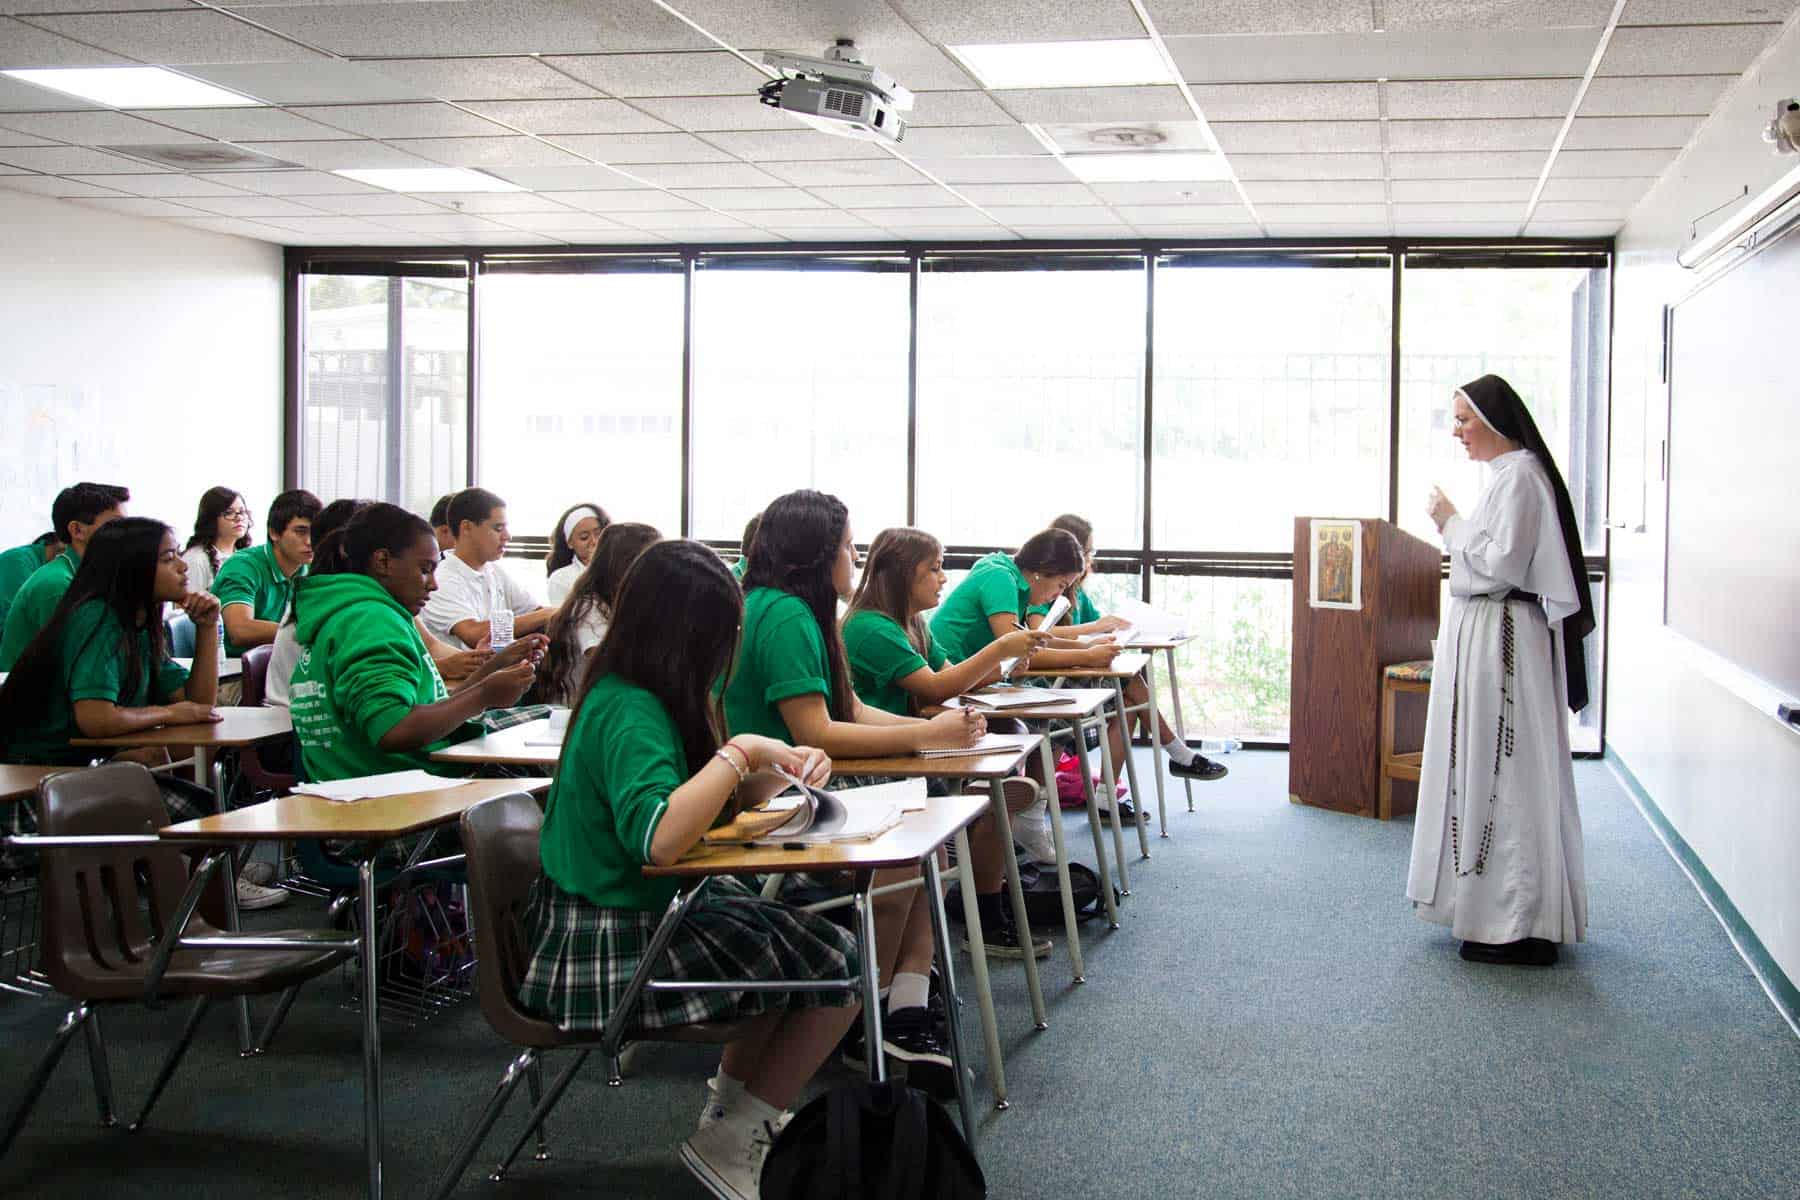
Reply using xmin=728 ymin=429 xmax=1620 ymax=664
xmin=70 ymin=706 xmax=292 ymax=751
xmin=430 ymin=719 xmax=562 ymax=768
xmin=1122 ymin=636 xmax=1191 ymax=651
xmin=946 ymin=687 xmax=1114 ymax=720
xmin=646 ymin=792 xmax=988 ymax=878
xmin=173 ymin=656 xmax=244 ymax=680
xmin=829 ymin=735 xmax=1039 ymax=781
xmin=159 ymin=776 xmax=550 ymax=842
xmin=1 ymin=764 xmax=64 ymax=804
xmin=1014 ymin=650 xmax=1150 ymax=681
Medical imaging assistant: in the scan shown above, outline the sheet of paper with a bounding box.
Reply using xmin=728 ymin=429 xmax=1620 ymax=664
xmin=836 ymin=777 xmax=928 ymax=812
xmin=1111 ymin=598 xmax=1188 ymax=640
xmin=957 ymin=687 xmax=1074 ymax=710
xmin=917 ymin=732 xmax=1039 ymax=758
xmin=1039 ymin=594 xmax=1072 ymax=630
xmin=522 ymin=716 xmax=567 ymax=746
xmin=293 ymin=770 xmax=467 ymax=803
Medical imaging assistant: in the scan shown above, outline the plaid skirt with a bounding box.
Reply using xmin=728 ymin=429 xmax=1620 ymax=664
xmin=516 ymin=875 xmax=858 ymax=1034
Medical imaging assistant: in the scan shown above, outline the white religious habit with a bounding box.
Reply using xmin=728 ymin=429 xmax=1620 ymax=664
xmin=1406 ymin=448 xmax=1588 ymax=944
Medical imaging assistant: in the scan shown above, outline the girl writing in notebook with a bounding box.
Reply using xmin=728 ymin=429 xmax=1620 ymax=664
xmin=520 ymin=539 xmax=857 ymax=1200
xmin=538 ymin=521 xmax=660 ymax=706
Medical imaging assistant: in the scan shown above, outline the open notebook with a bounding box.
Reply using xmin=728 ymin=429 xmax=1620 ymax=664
xmin=916 ymin=732 xmax=1038 ymax=759
xmin=702 ymin=772 xmax=906 ymax=846
xmin=957 ymin=687 xmax=1073 ymax=710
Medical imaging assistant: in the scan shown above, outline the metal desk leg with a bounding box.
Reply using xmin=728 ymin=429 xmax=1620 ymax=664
xmin=923 ymin=853 xmax=978 ymax=1149
xmin=1039 ymin=738 xmax=1085 ymax=982
xmin=358 ymin=856 xmax=384 ymax=1200
xmin=218 ymin=848 xmax=255 ymax=1057
xmin=1075 ymin=716 xmax=1130 ymax=899
xmin=852 ymin=885 xmax=885 ymax=1084
xmin=953 ymin=826 xmax=1006 ymax=1109
xmin=1112 ymin=680 xmax=1151 ymax=861
xmin=1143 ymin=661 xmax=1169 ymax=839
xmin=1164 ymin=647 xmax=1196 ymax=814
xmin=988 ymin=781 xmax=1046 ymax=1030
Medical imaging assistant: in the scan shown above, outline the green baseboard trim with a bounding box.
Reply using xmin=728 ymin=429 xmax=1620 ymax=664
xmin=1607 ymin=748 xmax=1800 ymax=1039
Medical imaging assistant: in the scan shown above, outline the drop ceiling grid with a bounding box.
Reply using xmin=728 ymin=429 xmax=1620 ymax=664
xmin=0 ymin=1 xmax=1788 ymax=244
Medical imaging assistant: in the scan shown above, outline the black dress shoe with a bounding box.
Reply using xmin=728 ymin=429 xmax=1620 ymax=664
xmin=1097 ymin=800 xmax=1146 ymax=827
xmin=1459 ymin=937 xmax=1558 ymax=966
xmin=1168 ymin=755 xmax=1228 ymax=782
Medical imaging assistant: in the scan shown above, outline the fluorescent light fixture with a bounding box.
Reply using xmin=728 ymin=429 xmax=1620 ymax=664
xmin=947 ymin=39 xmax=1176 ymax=90
xmin=1 ymin=67 xmax=260 ymax=108
xmin=333 ymin=167 xmax=523 ymax=193
xmin=1061 ymin=152 xmax=1233 ymax=184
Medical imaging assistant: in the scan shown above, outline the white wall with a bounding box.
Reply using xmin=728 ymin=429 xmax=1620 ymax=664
xmin=0 ymin=188 xmax=283 ymax=547
xmin=1609 ymin=14 xmax=1800 ymax=984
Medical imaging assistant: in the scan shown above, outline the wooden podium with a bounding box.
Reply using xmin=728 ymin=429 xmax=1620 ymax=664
xmin=1289 ymin=517 xmax=1441 ymax=818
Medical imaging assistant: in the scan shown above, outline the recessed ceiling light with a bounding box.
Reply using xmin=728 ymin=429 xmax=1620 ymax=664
xmin=1 ymin=67 xmax=260 ymax=108
xmin=1060 ymin=152 xmax=1234 ymax=184
xmin=947 ymin=40 xmax=1176 ymax=90
xmin=333 ymin=167 xmax=523 ymax=193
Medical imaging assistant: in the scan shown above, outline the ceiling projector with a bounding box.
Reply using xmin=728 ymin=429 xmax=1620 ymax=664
xmin=759 ymin=40 xmax=913 ymax=144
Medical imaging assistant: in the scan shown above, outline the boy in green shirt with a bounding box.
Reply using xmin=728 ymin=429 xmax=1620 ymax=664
xmin=0 ymin=531 xmax=62 ymax=643
xmin=0 ymin=482 xmax=128 ymax=671
xmin=213 ymin=489 xmax=320 ymax=659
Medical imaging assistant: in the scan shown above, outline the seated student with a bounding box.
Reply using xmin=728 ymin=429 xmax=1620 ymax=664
xmin=843 ymin=526 xmax=1059 ymax=950
xmin=181 ymin=486 xmax=253 ymax=595
xmin=0 ymin=482 xmax=129 ymax=671
xmin=421 ymin=487 xmax=553 ymax=651
xmin=1030 ymin=513 xmax=1226 ymax=783
xmin=212 ymin=489 xmax=320 ymax=661
xmin=0 ymin=528 xmax=63 ymax=643
xmin=289 ymin=503 xmax=539 ymax=781
xmin=520 ymin=538 xmax=858 ymax=1200
xmin=544 ymin=502 xmax=609 ymax=606
xmin=723 ymin=489 xmax=981 ymax=1086
xmin=731 ymin=512 xmax=760 ymax=583
xmin=538 ymin=521 xmax=660 ymax=707
xmin=429 ymin=493 xmax=456 ymax=553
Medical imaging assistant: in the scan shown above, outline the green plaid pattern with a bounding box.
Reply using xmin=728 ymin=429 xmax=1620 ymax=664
xmin=517 ymin=875 xmax=858 ymax=1034
xmin=479 ymin=704 xmax=555 ymax=733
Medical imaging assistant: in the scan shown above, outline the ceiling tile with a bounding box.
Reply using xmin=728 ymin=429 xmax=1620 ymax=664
xmin=923 ymin=157 xmax=1075 ymax=183
xmin=700 ymin=129 xmax=888 ymax=161
xmin=1382 ymin=1 xmax=1615 ymax=30
xmin=525 ymin=227 xmax=671 ymax=242
xmin=985 ymin=204 xmax=1125 ymax=226
xmin=632 ymin=94 xmax=792 ymax=132
xmin=1620 ymin=1 xmax=1797 ymax=23
xmin=362 ymin=56 xmax=600 ymax=101
xmin=1392 ymin=202 xmax=1527 ymax=222
xmin=1531 ymin=199 xmax=1630 ymax=220
xmin=0 ymin=109 xmax=212 ymax=145
xmin=169 ymin=216 xmax=296 ymax=242
xmin=1579 ymin=75 xmax=1730 ymax=117
xmin=1018 ymin=225 xmax=1137 ymax=240
xmin=27 ymin=11 xmax=324 ymax=64
xmin=293 ymin=102 xmax=509 ymax=139
xmin=0 ymin=144 xmax=162 ymax=172
xmin=1129 ymin=222 xmax=1259 ymax=237
xmin=757 ymin=158 xmax=931 ymax=187
xmin=1212 ymin=120 xmax=1382 ymax=152
xmin=422 ymin=191 xmax=579 ymax=213
xmin=236 ymin=139 xmax=438 ymax=170
xmin=616 ymin=208 xmax=749 ymax=229
xmin=549 ymin=132 xmax=735 ymax=163
xmin=64 ymin=171 xmax=258 ymax=197
xmin=910 ymin=91 xmax=1012 ymax=128
xmin=1191 ymin=82 xmax=1379 ymax=122
xmin=1 ymin=173 xmax=127 ymax=196
xmin=901 ymin=125 xmax=1046 ymax=158
xmin=1255 ymin=203 xmax=1388 ymax=222
xmin=1384 ymin=78 xmax=1578 ymax=120
xmin=544 ymin=51 xmax=764 ymax=98
xmin=459 ymin=98 xmax=672 ymax=136
xmin=1550 ymin=148 xmax=1677 ymax=176
xmin=1393 ymin=221 xmax=1521 ymax=236
xmin=1242 ymin=179 xmax=1385 ymax=203
xmin=237 ymin=1 xmax=710 ymax=58
xmin=1562 ymin=115 xmax=1700 ymax=149
xmin=891 ymin=226 xmax=1016 ymax=240
xmin=1144 ymin=0 xmax=1371 ymax=34
xmin=747 ymin=208 xmax=879 ymax=229
xmin=256 ymin=213 xmax=424 ymax=234
xmin=126 ymin=106 xmax=352 ymax=142
xmin=1165 ymin=29 xmax=1599 ymax=83
xmin=862 ymin=205 xmax=999 ymax=227
xmin=299 ymin=192 xmax=449 ymax=216
xmin=181 ymin=61 xmax=429 ymax=106
xmin=1390 ymin=177 xmax=1537 ymax=201
xmin=1113 ymin=202 xmax=1263 ymax=224
xmin=1259 ymin=220 xmax=1390 ymax=234
xmin=1537 ymin=176 xmax=1655 ymax=203
xmin=192 ymin=168 xmax=381 ymax=194
xmin=994 ymin=87 xmax=1193 ymax=125
xmin=622 ymin=160 xmax=784 ymax=188
xmin=489 ymin=209 xmax=625 ymax=230
xmin=1521 ymin=218 xmax=1620 ymax=236
xmin=954 ymin=182 xmax=1098 ymax=206
xmin=771 ymin=227 xmax=885 ymax=241
xmin=1 ymin=0 xmax=204 ymax=13
xmin=876 ymin=0 xmax=1144 ymax=43
xmin=1384 ymin=118 xmax=1560 ymax=152
xmin=1228 ymin=152 xmax=1382 ymax=179
xmin=807 ymin=184 xmax=961 ymax=208
xmin=71 ymin=195 xmax=232 ymax=218
xmin=1599 ymin=24 xmax=1778 ymax=76
xmin=672 ymin=186 xmax=828 ymax=210
xmin=1387 ymin=150 xmax=1547 ymax=177
xmin=551 ymin=189 xmax=699 ymax=211
xmin=440 ymin=231 xmax=564 ymax=245
xmin=385 ymin=136 xmax=590 ymax=167
xmin=829 ymin=43 xmax=976 ymax=92
xmin=1087 ymin=180 xmax=1241 ymax=204
xmin=183 ymin=193 xmax=330 ymax=218
xmin=372 ymin=212 xmax=518 ymax=234
xmin=658 ymin=0 xmax=921 ymax=52
xmin=0 ymin=15 xmax=132 ymax=68
xmin=483 ymin=163 xmax=644 ymax=189
xmin=664 ymin=228 xmax=786 ymax=243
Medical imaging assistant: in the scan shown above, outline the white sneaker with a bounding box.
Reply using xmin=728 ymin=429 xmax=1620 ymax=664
xmin=697 ymin=1083 xmax=729 ymax=1131
xmin=235 ymin=875 xmax=289 ymax=910
xmin=681 ymin=1117 xmax=776 ymax=1200
xmin=1003 ymin=778 xmax=1058 ymax=864
xmin=240 ymin=860 xmax=279 ymax=887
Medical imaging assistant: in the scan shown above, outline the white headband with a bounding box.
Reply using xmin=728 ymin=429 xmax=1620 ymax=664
xmin=1455 ymin=388 xmax=1503 ymax=435
xmin=561 ymin=506 xmax=601 ymax=540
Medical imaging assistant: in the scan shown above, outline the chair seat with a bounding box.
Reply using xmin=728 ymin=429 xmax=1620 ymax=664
xmin=53 ymin=922 xmax=356 ymax=1001
xmin=1384 ymin=660 xmax=1433 ymax=682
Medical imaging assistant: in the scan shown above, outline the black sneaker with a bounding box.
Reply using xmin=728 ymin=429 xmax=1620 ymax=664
xmin=1097 ymin=799 xmax=1147 ymax=827
xmin=961 ymin=915 xmax=1051 ymax=960
xmin=1168 ymin=755 xmax=1228 ymax=782
xmin=881 ymin=1006 xmax=957 ymax=1100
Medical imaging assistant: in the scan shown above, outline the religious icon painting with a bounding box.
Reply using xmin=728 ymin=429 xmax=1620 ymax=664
xmin=1309 ymin=519 xmax=1362 ymax=611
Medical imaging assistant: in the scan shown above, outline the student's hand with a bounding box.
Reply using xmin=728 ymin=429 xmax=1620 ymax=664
xmin=920 ymin=707 xmax=984 ymax=750
xmin=1081 ymin=643 xmax=1121 ymax=668
xmin=179 ymin=592 xmax=222 ymax=628
xmin=437 ymin=647 xmax=493 ymax=682
xmin=493 ymin=633 xmax=549 ymax=669
xmin=1093 ymin=615 xmax=1130 ymax=633
xmin=165 ymin=701 xmax=222 ymax=726
xmin=1428 ymin=486 xmax=1457 ymax=531
xmin=730 ymin=735 xmax=829 ymax=782
xmin=995 ymin=628 xmax=1050 ymax=660
xmin=477 ymin=660 xmax=535 ymax=708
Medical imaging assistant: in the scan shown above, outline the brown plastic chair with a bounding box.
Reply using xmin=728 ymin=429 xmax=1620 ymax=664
xmin=0 ymin=763 xmax=355 ymax=1157
xmin=427 ymin=792 xmax=743 ymax=1200
xmin=237 ymin=644 xmax=297 ymax=796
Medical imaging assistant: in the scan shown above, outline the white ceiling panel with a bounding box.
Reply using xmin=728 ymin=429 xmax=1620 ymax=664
xmin=1550 ymin=148 xmax=1677 ymax=176
xmin=192 ymin=168 xmax=381 ymax=194
xmin=891 ymin=227 xmax=1016 ymax=240
xmin=953 ymin=182 xmax=1100 ymax=206
xmin=183 ymin=193 xmax=331 ymax=218
xmin=1522 ymin=219 xmax=1620 ymax=236
xmin=776 ymin=226 xmax=889 ymax=240
xmin=271 ymin=215 xmax=446 ymax=236
xmin=361 ymin=56 xmax=601 ymax=101
xmin=297 ymin=192 xmax=451 ymax=215
xmin=1241 ymin=179 xmax=1385 ymax=204
xmin=1387 ymin=150 xmax=1547 ymax=177
xmin=806 ymin=183 xmax=960 ymax=208
xmin=371 ymin=212 xmax=520 ymax=233
xmin=1390 ymin=177 xmax=1537 ymax=201
xmin=64 ymin=171 xmax=257 ymax=197
xmin=1391 ymin=202 xmax=1528 ymax=222
xmin=860 ymin=205 xmax=999 ymax=226
xmin=757 ymin=157 xmax=931 ymax=187
xmin=28 ymin=11 xmax=324 ymax=64
xmin=1 ymin=173 xmax=127 ymax=196
xmin=551 ymin=189 xmax=698 ymax=210
xmin=1382 ymin=1 xmax=1614 ymax=30
xmin=0 ymin=144 xmax=164 ymax=171
xmin=549 ymin=132 xmax=736 ymax=163
xmin=699 ymin=129 xmax=888 ymax=161
xmin=1086 ymin=180 xmax=1240 ymax=204
xmin=1229 ymin=152 xmax=1382 ymax=179
xmin=0 ymin=16 xmax=131 ymax=69
xmin=1531 ymin=199 xmax=1630 ymax=220
xmin=422 ymin=191 xmax=579 ymax=213
xmin=488 ymin=209 xmax=625 ymax=230
xmin=1384 ymin=118 xmax=1560 ymax=152
xmin=894 ymin=0 xmax=1145 ymax=43
xmin=447 ymin=231 xmax=567 ymax=244
xmin=75 ymin=196 xmax=213 ymax=218
xmin=623 ymin=160 xmax=785 ymax=188
xmin=632 ymin=95 xmax=794 ymax=132
xmin=1112 ymin=202 xmax=1261 ymax=224
xmin=1384 ymin=78 xmax=1578 ymax=120
xmin=1020 ymin=225 xmax=1140 ymax=240
xmin=1391 ymin=221 xmax=1520 ymax=236
xmin=616 ymin=209 xmax=749 ymax=229
xmin=1245 ymin=203 xmax=1388 ymax=222
xmin=985 ymin=205 xmax=1126 ymax=226
xmin=1599 ymin=24 xmax=1778 ymax=77
xmin=3 ymin=0 xmax=218 ymax=13
xmin=1211 ymin=120 xmax=1382 ymax=152
xmin=994 ymin=87 xmax=1193 ymax=125
xmin=1580 ymin=75 xmax=1731 ymax=117
xmin=901 ymin=124 xmax=1047 ymax=157
xmin=182 ymin=61 xmax=430 ymax=105
xmin=1165 ymin=29 xmax=1598 ymax=83
xmin=293 ymin=102 xmax=511 ymax=139
xmin=459 ymin=98 xmax=673 ymax=135
xmin=909 ymin=91 xmax=1013 ymax=127
xmin=748 ymin=208 xmax=879 ymax=229
xmin=671 ymin=186 xmax=829 ymax=209
xmin=1259 ymin=220 xmax=1390 ymax=234
xmin=1132 ymin=224 xmax=1260 ymax=239
xmin=128 ymin=106 xmax=352 ymax=142
xmin=236 ymin=2 xmax=711 ymax=57
xmin=236 ymin=139 xmax=438 ymax=170
xmin=528 ymin=227 xmax=670 ymax=242
xmin=1562 ymin=116 xmax=1701 ymax=150
xmin=1144 ymin=0 xmax=1371 ymax=35
xmin=1537 ymin=176 xmax=1654 ymax=203
xmin=1620 ymin=1 xmax=1797 ymax=23
xmin=1189 ymin=82 xmax=1379 ymax=122
xmin=385 ymin=136 xmax=591 ymax=167
xmin=170 ymin=216 xmax=297 ymax=242
xmin=544 ymin=51 xmax=765 ymax=98
xmin=0 ymin=109 xmax=211 ymax=144
xmin=923 ymin=157 xmax=1076 ymax=183
xmin=484 ymin=164 xmax=645 ymax=189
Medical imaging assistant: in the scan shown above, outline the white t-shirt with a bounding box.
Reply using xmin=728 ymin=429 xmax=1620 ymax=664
xmin=423 ymin=553 xmax=541 ymax=649
xmin=264 ymin=619 xmax=301 ymax=708
xmin=182 ymin=545 xmax=225 ymax=595
xmin=546 ymin=561 xmax=584 ymax=606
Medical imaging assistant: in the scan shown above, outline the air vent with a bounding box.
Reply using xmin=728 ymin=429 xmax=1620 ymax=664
xmin=97 ymin=143 xmax=301 ymax=171
xmin=1087 ymin=127 xmax=1166 ymax=149
xmin=823 ymin=87 xmax=865 ymax=118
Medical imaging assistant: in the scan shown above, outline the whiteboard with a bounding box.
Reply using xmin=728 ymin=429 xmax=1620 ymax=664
xmin=0 ymin=382 xmax=133 ymax=544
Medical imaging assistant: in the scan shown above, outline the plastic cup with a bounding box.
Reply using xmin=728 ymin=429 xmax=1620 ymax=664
xmin=490 ymin=607 xmax=515 ymax=650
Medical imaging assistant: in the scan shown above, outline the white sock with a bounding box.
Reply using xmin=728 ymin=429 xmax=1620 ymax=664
xmin=1162 ymin=733 xmax=1197 ymax=766
xmin=888 ymin=971 xmax=930 ymax=1014
xmin=708 ymin=1068 xmax=748 ymax=1108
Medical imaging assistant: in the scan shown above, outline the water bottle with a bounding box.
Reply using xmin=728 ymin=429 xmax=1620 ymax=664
xmin=214 ymin=617 xmax=226 ymax=668
xmin=1200 ymin=738 xmax=1242 ymax=755
xmin=489 ymin=607 xmax=515 ymax=650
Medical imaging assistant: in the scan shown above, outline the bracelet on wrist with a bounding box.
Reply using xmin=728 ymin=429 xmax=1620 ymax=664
xmin=714 ymin=744 xmax=749 ymax=783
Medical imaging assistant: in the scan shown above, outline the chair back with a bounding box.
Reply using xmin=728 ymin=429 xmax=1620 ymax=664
xmin=167 ymin=613 xmax=197 ymax=658
xmin=240 ymin=643 xmax=274 ymax=707
xmin=461 ymin=792 xmax=566 ymax=1047
xmin=36 ymin=763 xmax=212 ymax=1001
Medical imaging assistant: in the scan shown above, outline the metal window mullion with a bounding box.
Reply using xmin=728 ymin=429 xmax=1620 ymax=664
xmin=1141 ymin=253 xmax=1155 ymax=602
xmin=679 ymin=252 xmax=696 ymax=539
xmin=1387 ymin=254 xmax=1402 ymax=526
xmin=465 ymin=257 xmax=479 ymax=489
xmin=906 ymin=252 xmax=920 ymax=527
xmin=385 ymin=275 xmax=404 ymax=505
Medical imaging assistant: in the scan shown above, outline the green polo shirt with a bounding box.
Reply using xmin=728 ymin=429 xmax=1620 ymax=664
xmin=722 ymin=587 xmax=832 ymax=743
xmin=1027 ymin=587 xmax=1101 ymax=628
xmin=539 ymin=673 xmax=685 ymax=911
xmin=0 ymin=548 xmax=80 ymax=671
xmin=843 ymin=609 xmax=946 ymax=717
xmin=211 ymin=542 xmax=304 ymax=657
xmin=0 ymin=540 xmax=51 ymax=642
xmin=2 ymin=599 xmax=188 ymax=765
xmin=929 ymin=552 xmax=1029 ymax=664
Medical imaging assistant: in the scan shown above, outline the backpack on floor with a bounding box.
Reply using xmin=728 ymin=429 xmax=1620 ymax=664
xmin=760 ymin=1081 xmax=986 ymax=1200
xmin=942 ymin=856 xmax=1106 ymax=928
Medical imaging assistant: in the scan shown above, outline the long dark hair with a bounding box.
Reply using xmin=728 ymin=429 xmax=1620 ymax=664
xmin=0 ymin=517 xmax=173 ymax=734
xmin=540 ymin=522 xmax=660 ymax=705
xmin=546 ymin=502 xmax=610 ymax=576
xmin=742 ymin=489 xmax=855 ymax=721
xmin=311 ymin=502 xmax=432 ymax=579
xmin=848 ymin=527 xmax=941 ymax=662
xmin=564 ymin=540 xmax=743 ymax=779
xmin=185 ymin=486 xmax=251 ymax=572
xmin=1015 ymin=528 xmax=1086 ymax=576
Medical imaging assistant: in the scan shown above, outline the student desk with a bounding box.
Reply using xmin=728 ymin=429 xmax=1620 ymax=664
xmin=1014 ymin=652 xmax=1156 ymax=856
xmin=648 ymin=792 xmax=990 ymax=1145
xmin=160 ymin=776 xmax=551 ymax=1200
xmin=428 ymin=719 xmax=560 ymax=770
xmin=70 ymin=705 xmax=292 ymax=789
xmin=1 ymin=765 xmax=63 ymax=998
xmin=0 ymin=764 xmax=62 ymax=804
xmin=172 ymin=655 xmax=244 ymax=680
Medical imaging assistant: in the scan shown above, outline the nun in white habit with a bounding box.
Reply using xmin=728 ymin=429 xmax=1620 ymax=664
xmin=1407 ymin=373 xmax=1596 ymax=967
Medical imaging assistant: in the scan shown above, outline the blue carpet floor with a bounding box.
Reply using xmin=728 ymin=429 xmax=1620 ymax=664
xmin=2 ymin=751 xmax=1796 ymax=1199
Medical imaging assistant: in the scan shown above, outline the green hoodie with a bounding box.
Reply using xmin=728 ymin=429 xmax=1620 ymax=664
xmin=288 ymin=572 xmax=468 ymax=781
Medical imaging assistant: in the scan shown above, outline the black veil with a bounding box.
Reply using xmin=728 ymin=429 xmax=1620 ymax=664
xmin=1460 ymin=373 xmax=1596 ymax=713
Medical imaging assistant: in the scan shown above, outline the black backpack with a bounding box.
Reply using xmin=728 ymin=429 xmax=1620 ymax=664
xmin=944 ymin=857 xmax=1108 ymax=928
xmin=760 ymin=1082 xmax=986 ymax=1200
